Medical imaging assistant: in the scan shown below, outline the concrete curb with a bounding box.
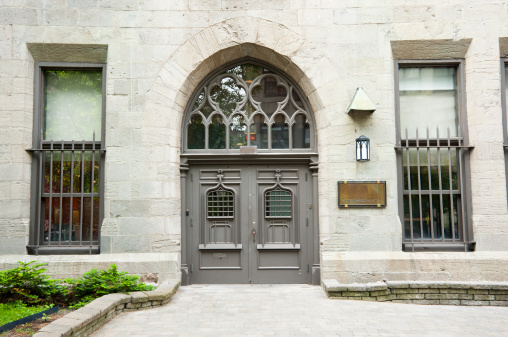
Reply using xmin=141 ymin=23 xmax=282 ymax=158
xmin=323 ymin=279 xmax=508 ymax=306
xmin=32 ymin=281 xmax=180 ymax=337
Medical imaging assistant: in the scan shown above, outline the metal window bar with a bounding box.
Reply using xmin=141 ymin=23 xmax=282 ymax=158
xmin=400 ymin=126 xmax=472 ymax=251
xmin=207 ymin=188 xmax=234 ymax=218
xmin=265 ymin=188 xmax=292 ymax=218
xmin=29 ymin=136 xmax=103 ymax=253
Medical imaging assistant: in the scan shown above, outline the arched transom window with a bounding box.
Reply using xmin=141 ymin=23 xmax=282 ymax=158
xmin=185 ymin=63 xmax=314 ymax=151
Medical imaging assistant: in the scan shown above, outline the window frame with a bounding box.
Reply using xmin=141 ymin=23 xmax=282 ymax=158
xmin=181 ymin=58 xmax=317 ymax=155
xmin=394 ymin=59 xmax=474 ymax=252
xmin=500 ymin=58 xmax=508 ymax=210
xmin=28 ymin=62 xmax=107 ymax=255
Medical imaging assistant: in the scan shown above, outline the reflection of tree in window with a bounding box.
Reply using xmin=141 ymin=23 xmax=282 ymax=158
xmin=210 ymin=77 xmax=246 ymax=117
xmin=44 ymin=70 xmax=102 ymax=141
xmin=209 ymin=115 xmax=226 ymax=149
xmin=186 ymin=63 xmax=313 ymax=151
xmin=230 ymin=115 xmax=247 ymax=149
xmin=250 ymin=114 xmax=268 ymax=149
xmin=272 ymin=115 xmax=289 ymax=149
xmin=264 ymin=76 xmax=286 ymax=98
xmin=292 ymin=114 xmax=310 ymax=148
xmin=188 ymin=114 xmax=205 ymax=149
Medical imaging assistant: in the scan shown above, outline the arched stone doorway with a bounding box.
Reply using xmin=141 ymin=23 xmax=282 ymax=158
xmin=180 ymin=60 xmax=319 ymax=284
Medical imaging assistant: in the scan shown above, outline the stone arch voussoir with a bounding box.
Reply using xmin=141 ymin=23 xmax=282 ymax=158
xmin=145 ymin=16 xmax=345 ymax=149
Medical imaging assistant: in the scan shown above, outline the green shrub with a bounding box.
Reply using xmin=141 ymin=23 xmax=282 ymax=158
xmin=0 ymin=261 xmax=67 ymax=306
xmin=65 ymin=264 xmax=155 ymax=308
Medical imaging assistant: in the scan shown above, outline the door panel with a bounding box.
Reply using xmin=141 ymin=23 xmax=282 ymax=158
xmin=187 ymin=164 xmax=312 ymax=284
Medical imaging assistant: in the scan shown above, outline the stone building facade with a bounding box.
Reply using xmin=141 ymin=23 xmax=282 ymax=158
xmin=1 ymin=0 xmax=508 ymax=284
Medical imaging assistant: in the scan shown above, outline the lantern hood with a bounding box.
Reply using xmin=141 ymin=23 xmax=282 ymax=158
xmin=346 ymin=87 xmax=376 ymax=114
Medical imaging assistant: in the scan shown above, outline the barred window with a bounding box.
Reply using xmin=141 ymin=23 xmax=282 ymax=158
xmin=396 ymin=62 xmax=474 ymax=252
xmin=29 ymin=63 xmax=106 ymax=255
xmin=207 ymin=187 xmax=234 ymax=218
xmin=265 ymin=187 xmax=292 ymax=218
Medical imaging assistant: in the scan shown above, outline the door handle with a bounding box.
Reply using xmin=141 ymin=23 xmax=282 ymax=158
xmin=252 ymin=229 xmax=256 ymax=243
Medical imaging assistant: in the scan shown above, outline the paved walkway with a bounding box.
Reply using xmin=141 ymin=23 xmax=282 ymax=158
xmin=92 ymin=284 xmax=508 ymax=337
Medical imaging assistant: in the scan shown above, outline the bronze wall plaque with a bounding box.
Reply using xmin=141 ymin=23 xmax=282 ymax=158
xmin=338 ymin=181 xmax=386 ymax=208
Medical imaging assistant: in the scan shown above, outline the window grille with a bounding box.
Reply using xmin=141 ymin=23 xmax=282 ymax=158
xmin=28 ymin=64 xmax=105 ymax=255
xmin=32 ymin=140 xmax=102 ymax=250
xmin=400 ymin=128 xmax=472 ymax=249
xmin=396 ymin=62 xmax=474 ymax=252
xmin=207 ymin=187 xmax=234 ymax=218
xmin=265 ymin=187 xmax=292 ymax=218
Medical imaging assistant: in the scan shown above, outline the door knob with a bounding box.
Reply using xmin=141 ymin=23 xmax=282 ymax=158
xmin=252 ymin=229 xmax=256 ymax=243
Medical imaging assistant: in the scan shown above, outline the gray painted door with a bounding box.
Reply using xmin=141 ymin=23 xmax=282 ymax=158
xmin=186 ymin=164 xmax=313 ymax=284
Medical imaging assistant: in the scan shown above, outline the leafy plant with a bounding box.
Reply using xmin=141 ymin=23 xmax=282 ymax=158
xmin=65 ymin=264 xmax=155 ymax=308
xmin=0 ymin=261 xmax=66 ymax=305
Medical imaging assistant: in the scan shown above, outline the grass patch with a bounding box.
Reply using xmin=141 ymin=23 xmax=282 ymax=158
xmin=0 ymin=302 xmax=51 ymax=326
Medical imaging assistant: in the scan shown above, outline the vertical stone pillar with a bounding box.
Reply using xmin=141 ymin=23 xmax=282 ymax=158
xmin=180 ymin=160 xmax=189 ymax=285
xmin=310 ymin=158 xmax=320 ymax=285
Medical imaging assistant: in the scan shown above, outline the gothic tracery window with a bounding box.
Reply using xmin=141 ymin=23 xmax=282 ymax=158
xmin=185 ymin=63 xmax=312 ymax=151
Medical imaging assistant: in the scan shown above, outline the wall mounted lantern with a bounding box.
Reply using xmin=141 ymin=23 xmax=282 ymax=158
xmin=356 ymin=135 xmax=370 ymax=161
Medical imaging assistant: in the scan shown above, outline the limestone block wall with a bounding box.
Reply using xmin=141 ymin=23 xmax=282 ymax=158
xmin=0 ymin=1 xmax=507 ymax=282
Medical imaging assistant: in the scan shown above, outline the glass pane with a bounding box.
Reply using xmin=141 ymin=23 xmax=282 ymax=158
xmin=44 ymin=151 xmax=61 ymax=194
xmin=292 ymin=89 xmax=305 ymax=109
xmin=251 ymin=76 xmax=288 ymax=119
xmin=420 ymin=194 xmax=431 ymax=239
xmin=209 ymin=115 xmax=226 ymax=149
xmin=207 ymin=188 xmax=234 ymax=218
xmin=403 ymin=149 xmax=420 ymax=190
xmin=265 ymin=188 xmax=292 ymax=218
xmin=210 ymin=76 xmax=246 ymax=117
xmin=243 ymin=101 xmax=256 ymax=117
xmin=250 ymin=115 xmax=268 ymax=149
xmin=82 ymin=197 xmax=100 ymax=241
xmin=419 ymin=150 xmax=429 ymax=190
xmin=403 ymin=194 xmax=411 ymax=239
xmin=42 ymin=196 xmax=99 ymax=242
xmin=44 ymin=70 xmax=102 ymax=141
xmin=271 ymin=114 xmax=289 ymax=149
xmin=292 ymin=114 xmax=310 ymax=148
xmin=399 ymin=67 xmax=457 ymax=138
xmin=229 ymin=115 xmax=247 ymax=149
xmin=411 ymin=194 xmax=421 ymax=239
xmin=403 ymin=149 xmax=409 ymax=190
xmin=226 ymin=63 xmax=265 ymax=82
xmin=187 ymin=115 xmax=205 ymax=149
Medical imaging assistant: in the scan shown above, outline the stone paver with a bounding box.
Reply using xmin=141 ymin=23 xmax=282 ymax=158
xmin=91 ymin=285 xmax=508 ymax=337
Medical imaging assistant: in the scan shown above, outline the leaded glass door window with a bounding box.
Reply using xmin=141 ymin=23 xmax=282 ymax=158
xmin=184 ymin=63 xmax=313 ymax=152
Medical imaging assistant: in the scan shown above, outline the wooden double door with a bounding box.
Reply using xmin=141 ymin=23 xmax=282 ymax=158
xmin=185 ymin=164 xmax=314 ymax=284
